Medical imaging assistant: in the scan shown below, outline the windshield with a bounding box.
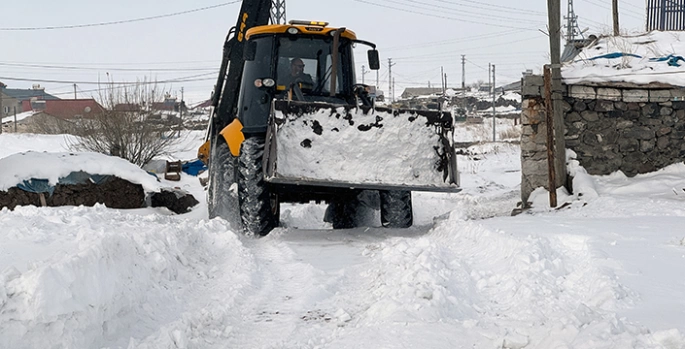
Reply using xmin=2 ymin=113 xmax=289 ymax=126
xmin=275 ymin=36 xmax=354 ymax=100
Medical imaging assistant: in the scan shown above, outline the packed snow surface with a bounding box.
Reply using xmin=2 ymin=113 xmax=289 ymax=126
xmin=1 ymin=129 xmax=685 ymax=348
xmin=563 ymin=31 xmax=685 ymax=86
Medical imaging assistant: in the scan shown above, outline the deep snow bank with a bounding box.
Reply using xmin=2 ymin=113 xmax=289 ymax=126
xmin=0 ymin=205 xmax=251 ymax=349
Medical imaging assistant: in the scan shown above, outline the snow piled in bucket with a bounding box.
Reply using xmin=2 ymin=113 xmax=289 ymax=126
xmin=273 ymin=107 xmax=451 ymax=188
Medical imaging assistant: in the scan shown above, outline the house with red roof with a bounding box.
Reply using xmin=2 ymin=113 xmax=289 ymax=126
xmin=25 ymin=99 xmax=105 ymax=120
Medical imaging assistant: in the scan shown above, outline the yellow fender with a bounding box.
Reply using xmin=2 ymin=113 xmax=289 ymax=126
xmin=197 ymin=140 xmax=210 ymax=165
xmin=219 ymin=119 xmax=246 ymax=157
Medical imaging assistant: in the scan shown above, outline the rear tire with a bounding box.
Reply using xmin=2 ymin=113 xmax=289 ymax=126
xmin=327 ymin=197 xmax=359 ymax=229
xmin=238 ymin=136 xmax=279 ymax=236
xmin=380 ymin=190 xmax=413 ymax=228
xmin=208 ymin=137 xmax=239 ymax=223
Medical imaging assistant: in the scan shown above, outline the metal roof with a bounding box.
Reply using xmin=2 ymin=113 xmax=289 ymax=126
xmin=1 ymin=88 xmax=60 ymax=101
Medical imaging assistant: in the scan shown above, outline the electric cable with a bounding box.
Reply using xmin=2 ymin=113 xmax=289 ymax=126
xmin=0 ymin=1 xmax=240 ymax=31
xmin=353 ymin=0 xmax=542 ymax=30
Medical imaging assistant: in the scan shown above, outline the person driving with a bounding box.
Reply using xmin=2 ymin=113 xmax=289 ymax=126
xmin=283 ymin=58 xmax=314 ymax=89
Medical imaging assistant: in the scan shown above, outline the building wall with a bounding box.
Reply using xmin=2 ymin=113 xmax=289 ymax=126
xmin=1 ymin=94 xmax=22 ymax=118
xmin=520 ymin=76 xmax=685 ymax=205
xmin=0 ymin=95 xmax=23 ymax=117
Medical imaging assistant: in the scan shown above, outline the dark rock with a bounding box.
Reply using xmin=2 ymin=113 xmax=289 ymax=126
xmin=573 ymin=101 xmax=587 ymax=112
xmin=149 ymin=188 xmax=199 ymax=214
xmin=0 ymin=177 xmax=145 ymax=210
xmin=615 ymin=102 xmax=628 ymax=111
xmin=595 ymin=100 xmax=614 ymax=112
xmin=566 ymin=111 xmax=582 ymax=122
xmin=581 ymin=111 xmax=599 ymax=122
xmin=623 ymin=126 xmax=654 ymax=140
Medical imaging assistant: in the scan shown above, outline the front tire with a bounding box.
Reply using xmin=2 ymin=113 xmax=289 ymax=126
xmin=237 ymin=136 xmax=279 ymax=236
xmin=380 ymin=190 xmax=413 ymax=228
xmin=208 ymin=137 xmax=239 ymax=224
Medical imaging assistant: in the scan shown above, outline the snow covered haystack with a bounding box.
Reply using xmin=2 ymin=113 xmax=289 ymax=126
xmin=563 ymin=31 xmax=685 ymax=86
xmin=0 ymin=151 xmax=197 ymax=213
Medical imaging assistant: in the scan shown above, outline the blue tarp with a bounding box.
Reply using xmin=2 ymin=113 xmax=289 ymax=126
xmin=182 ymin=159 xmax=207 ymax=176
xmin=16 ymin=171 xmax=112 ymax=195
xmin=588 ymin=52 xmax=642 ymax=60
xmin=587 ymin=52 xmax=685 ymax=67
xmin=649 ymin=54 xmax=685 ymax=67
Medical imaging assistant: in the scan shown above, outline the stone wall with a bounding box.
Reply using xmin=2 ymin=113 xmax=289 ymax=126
xmin=520 ymin=76 xmax=685 ymax=205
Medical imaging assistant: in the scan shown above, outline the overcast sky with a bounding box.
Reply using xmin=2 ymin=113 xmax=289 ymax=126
xmin=1 ymin=0 xmax=647 ymax=103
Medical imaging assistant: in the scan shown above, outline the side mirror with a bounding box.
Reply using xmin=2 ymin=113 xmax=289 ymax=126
xmin=244 ymin=41 xmax=257 ymax=61
xmin=368 ymin=49 xmax=380 ymax=70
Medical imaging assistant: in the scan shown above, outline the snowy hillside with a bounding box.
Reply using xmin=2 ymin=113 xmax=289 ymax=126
xmin=1 ymin=126 xmax=685 ymax=348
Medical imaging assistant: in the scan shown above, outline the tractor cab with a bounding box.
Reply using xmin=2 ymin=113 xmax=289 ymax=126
xmin=237 ymin=20 xmax=380 ymax=133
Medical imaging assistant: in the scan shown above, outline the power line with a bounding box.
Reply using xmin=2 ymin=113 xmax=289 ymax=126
xmin=393 ymin=36 xmax=543 ymax=61
xmin=0 ymin=72 xmax=217 ymax=85
xmin=578 ymin=0 xmax=644 ymax=20
xmin=383 ymin=29 xmax=528 ymax=51
xmin=379 ymin=0 xmax=545 ymax=24
xmin=352 ymin=0 xmax=542 ymax=30
xmin=0 ymin=1 xmax=241 ymax=31
xmin=0 ymin=59 xmax=219 ymax=66
xmin=0 ymin=62 xmax=217 ymax=72
xmin=426 ymin=0 xmax=547 ymax=16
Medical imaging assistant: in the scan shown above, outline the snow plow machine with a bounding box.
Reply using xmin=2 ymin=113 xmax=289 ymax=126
xmin=199 ymin=1 xmax=460 ymax=236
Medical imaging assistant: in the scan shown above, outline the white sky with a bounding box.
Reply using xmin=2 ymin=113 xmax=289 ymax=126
xmin=1 ymin=0 xmax=647 ymax=103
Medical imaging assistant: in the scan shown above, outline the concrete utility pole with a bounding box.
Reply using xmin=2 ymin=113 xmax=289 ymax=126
xmin=461 ymin=55 xmax=466 ymax=90
xmin=74 ymin=83 xmax=77 ymax=99
xmin=441 ymin=66 xmax=445 ymax=95
xmin=0 ymin=81 xmax=4 ymax=135
xmin=13 ymin=107 xmax=17 ymax=133
xmin=491 ymin=64 xmax=496 ymax=142
xmin=392 ymin=77 xmax=396 ymax=102
xmin=461 ymin=55 xmax=466 ymax=114
xmin=376 ymin=70 xmax=379 ymax=90
xmin=612 ymin=0 xmax=619 ymax=36
xmin=388 ymin=58 xmax=396 ymax=102
xmin=547 ymin=0 xmax=567 ymax=207
xmin=179 ymin=87 xmax=184 ymax=137
xmin=361 ymin=65 xmax=367 ymax=84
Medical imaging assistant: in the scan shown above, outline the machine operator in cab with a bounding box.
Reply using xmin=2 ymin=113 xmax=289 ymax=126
xmin=282 ymin=57 xmax=313 ymax=90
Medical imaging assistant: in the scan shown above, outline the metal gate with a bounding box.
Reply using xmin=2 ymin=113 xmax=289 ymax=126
xmin=647 ymin=0 xmax=685 ymax=31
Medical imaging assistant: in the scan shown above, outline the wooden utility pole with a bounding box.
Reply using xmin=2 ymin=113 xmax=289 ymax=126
xmin=544 ymin=66 xmax=557 ymax=207
xmin=547 ymin=0 xmax=566 ymax=207
xmin=74 ymin=83 xmax=77 ymax=99
xmin=612 ymin=0 xmax=619 ymax=36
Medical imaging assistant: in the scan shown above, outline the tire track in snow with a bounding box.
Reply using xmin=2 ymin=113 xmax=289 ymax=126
xmin=217 ymin=233 xmax=340 ymax=348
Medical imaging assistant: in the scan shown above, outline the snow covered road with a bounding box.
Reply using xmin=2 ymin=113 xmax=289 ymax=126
xmin=2 ymin=138 xmax=685 ymax=348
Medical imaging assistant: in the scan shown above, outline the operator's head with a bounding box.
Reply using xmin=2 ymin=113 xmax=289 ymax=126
xmin=290 ymin=58 xmax=305 ymax=76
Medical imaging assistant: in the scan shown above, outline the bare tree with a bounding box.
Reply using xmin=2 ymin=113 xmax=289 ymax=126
xmin=68 ymin=79 xmax=180 ymax=166
xmin=25 ymin=114 xmax=75 ymax=135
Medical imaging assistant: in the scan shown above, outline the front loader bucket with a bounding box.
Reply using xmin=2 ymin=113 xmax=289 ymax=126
xmin=264 ymin=100 xmax=460 ymax=193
